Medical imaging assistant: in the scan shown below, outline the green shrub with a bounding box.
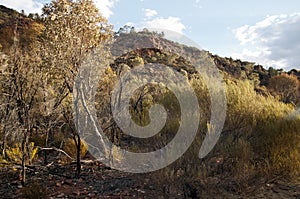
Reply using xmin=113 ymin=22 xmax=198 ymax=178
xmin=127 ymin=56 xmax=144 ymax=67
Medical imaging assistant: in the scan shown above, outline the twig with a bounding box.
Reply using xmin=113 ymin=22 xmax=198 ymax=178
xmin=37 ymin=147 xmax=74 ymax=160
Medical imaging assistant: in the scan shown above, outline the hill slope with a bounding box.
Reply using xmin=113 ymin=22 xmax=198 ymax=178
xmin=0 ymin=5 xmax=43 ymax=51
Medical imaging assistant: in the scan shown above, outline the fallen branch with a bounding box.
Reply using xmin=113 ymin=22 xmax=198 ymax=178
xmin=70 ymin=159 xmax=95 ymax=165
xmin=37 ymin=147 xmax=74 ymax=160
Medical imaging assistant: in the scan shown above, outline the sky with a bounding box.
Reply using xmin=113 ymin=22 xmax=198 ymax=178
xmin=1 ymin=0 xmax=300 ymax=70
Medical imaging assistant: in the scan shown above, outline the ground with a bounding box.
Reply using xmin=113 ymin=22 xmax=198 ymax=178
xmin=0 ymin=160 xmax=299 ymax=199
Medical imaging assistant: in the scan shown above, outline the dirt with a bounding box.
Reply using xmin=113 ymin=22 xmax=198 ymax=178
xmin=0 ymin=161 xmax=299 ymax=199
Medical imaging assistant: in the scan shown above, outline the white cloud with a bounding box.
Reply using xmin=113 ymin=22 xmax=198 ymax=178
xmin=144 ymin=16 xmax=186 ymax=34
xmin=144 ymin=9 xmax=158 ymax=18
xmin=1 ymin=0 xmax=43 ymax=14
xmin=193 ymin=0 xmax=202 ymax=8
xmin=233 ymin=13 xmax=300 ymax=70
xmin=139 ymin=10 xmax=187 ymax=42
xmin=93 ymin=0 xmax=118 ymax=18
xmin=125 ymin=21 xmax=135 ymax=27
xmin=2 ymin=0 xmax=118 ymax=18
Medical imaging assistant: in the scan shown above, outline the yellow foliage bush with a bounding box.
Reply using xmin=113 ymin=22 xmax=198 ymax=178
xmin=5 ymin=142 xmax=38 ymax=165
xmin=62 ymin=138 xmax=88 ymax=161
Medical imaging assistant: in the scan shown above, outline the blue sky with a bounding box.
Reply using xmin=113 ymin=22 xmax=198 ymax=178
xmin=1 ymin=0 xmax=300 ymax=69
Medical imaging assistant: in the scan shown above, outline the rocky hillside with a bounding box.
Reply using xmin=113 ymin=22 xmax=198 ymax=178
xmin=0 ymin=5 xmax=299 ymax=85
xmin=1 ymin=4 xmax=300 ymax=106
xmin=0 ymin=5 xmax=43 ymax=51
xmin=113 ymin=29 xmax=300 ymax=85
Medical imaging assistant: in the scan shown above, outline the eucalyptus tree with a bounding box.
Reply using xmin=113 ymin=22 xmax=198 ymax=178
xmin=41 ymin=0 xmax=113 ymax=178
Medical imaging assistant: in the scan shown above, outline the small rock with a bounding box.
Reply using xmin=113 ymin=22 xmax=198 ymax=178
xmin=17 ymin=185 xmax=23 ymax=189
xmin=73 ymin=190 xmax=80 ymax=196
xmin=56 ymin=193 xmax=64 ymax=198
xmin=65 ymin=179 xmax=73 ymax=185
xmin=56 ymin=182 xmax=62 ymax=187
xmin=82 ymin=190 xmax=88 ymax=195
xmin=137 ymin=189 xmax=145 ymax=194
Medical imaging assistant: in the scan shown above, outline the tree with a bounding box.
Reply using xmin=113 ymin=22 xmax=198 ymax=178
xmin=268 ymin=67 xmax=278 ymax=77
xmin=41 ymin=0 xmax=113 ymax=178
xmin=0 ymin=33 xmax=43 ymax=186
xmin=268 ymin=73 xmax=300 ymax=106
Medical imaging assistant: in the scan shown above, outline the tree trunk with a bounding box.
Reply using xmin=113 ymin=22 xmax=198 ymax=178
xmin=44 ymin=130 xmax=49 ymax=165
xmin=1 ymin=130 xmax=7 ymax=158
xmin=75 ymin=134 xmax=81 ymax=179
xmin=1 ymin=142 xmax=5 ymax=157
xmin=21 ymin=131 xmax=28 ymax=186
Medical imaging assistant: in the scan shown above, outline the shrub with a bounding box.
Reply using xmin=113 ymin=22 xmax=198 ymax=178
xmin=268 ymin=73 xmax=300 ymax=105
xmin=62 ymin=138 xmax=88 ymax=162
xmin=127 ymin=56 xmax=144 ymax=67
xmin=224 ymin=79 xmax=300 ymax=178
xmin=5 ymin=142 xmax=38 ymax=165
xmin=254 ymin=117 xmax=300 ymax=177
